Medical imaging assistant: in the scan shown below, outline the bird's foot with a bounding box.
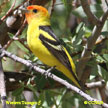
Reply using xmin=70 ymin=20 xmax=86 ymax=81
xmin=28 ymin=61 xmax=38 ymax=72
xmin=44 ymin=66 xmax=56 ymax=78
xmin=27 ymin=60 xmax=47 ymax=72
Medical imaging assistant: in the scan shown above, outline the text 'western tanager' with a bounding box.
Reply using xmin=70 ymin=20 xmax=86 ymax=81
xmin=25 ymin=5 xmax=81 ymax=88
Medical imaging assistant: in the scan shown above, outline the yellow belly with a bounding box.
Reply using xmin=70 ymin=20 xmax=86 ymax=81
xmin=27 ymin=36 xmax=80 ymax=88
xmin=28 ymin=36 xmax=62 ymax=67
xmin=27 ymin=23 xmax=80 ymax=88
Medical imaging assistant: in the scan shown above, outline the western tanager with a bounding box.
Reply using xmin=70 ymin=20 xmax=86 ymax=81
xmin=25 ymin=5 xmax=81 ymax=88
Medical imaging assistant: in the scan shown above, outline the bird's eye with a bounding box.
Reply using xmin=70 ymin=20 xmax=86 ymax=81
xmin=33 ymin=9 xmax=37 ymax=13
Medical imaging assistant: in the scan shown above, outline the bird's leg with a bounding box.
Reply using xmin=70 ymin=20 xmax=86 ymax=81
xmin=44 ymin=66 xmax=56 ymax=78
xmin=27 ymin=60 xmax=41 ymax=72
xmin=26 ymin=60 xmax=35 ymax=72
xmin=27 ymin=60 xmax=47 ymax=72
xmin=46 ymin=66 xmax=56 ymax=72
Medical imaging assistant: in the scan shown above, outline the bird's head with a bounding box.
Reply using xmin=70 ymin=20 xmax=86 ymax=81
xmin=25 ymin=5 xmax=50 ymax=24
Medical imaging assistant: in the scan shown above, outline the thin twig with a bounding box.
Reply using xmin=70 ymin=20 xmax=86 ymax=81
xmin=95 ymin=77 xmax=107 ymax=104
xmin=3 ymin=19 xmax=27 ymax=49
xmin=0 ymin=58 xmax=7 ymax=108
xmin=86 ymin=80 xmax=106 ymax=89
xmin=1 ymin=0 xmax=16 ymax=21
xmin=105 ymin=0 xmax=108 ymax=7
xmin=50 ymin=0 xmax=56 ymax=15
xmin=100 ymin=9 xmax=108 ymax=23
xmin=80 ymin=0 xmax=100 ymax=26
xmin=12 ymin=19 xmax=27 ymax=39
xmin=99 ymin=87 xmax=106 ymax=103
xmin=19 ymin=39 xmax=30 ymax=51
xmin=77 ymin=9 xmax=108 ymax=81
xmin=0 ymin=45 xmax=108 ymax=108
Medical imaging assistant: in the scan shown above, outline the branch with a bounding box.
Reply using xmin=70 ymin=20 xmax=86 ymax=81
xmin=0 ymin=0 xmax=50 ymax=47
xmin=99 ymin=87 xmax=107 ymax=103
xmin=80 ymin=0 xmax=100 ymax=26
xmin=86 ymin=80 xmax=106 ymax=89
xmin=0 ymin=46 xmax=108 ymax=107
xmin=0 ymin=58 xmax=7 ymax=108
xmin=3 ymin=19 xmax=27 ymax=49
xmin=1 ymin=0 xmax=16 ymax=21
xmin=77 ymin=9 xmax=108 ymax=81
xmin=0 ymin=1 xmax=29 ymax=46
xmin=4 ymin=71 xmax=64 ymax=91
xmin=49 ymin=0 xmax=56 ymax=16
xmin=5 ymin=71 xmax=32 ymax=91
xmin=100 ymin=9 xmax=108 ymax=23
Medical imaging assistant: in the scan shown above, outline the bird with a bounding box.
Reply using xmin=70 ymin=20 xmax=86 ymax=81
xmin=25 ymin=5 xmax=81 ymax=88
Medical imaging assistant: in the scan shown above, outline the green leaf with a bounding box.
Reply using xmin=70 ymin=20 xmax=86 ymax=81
xmin=89 ymin=75 xmax=96 ymax=80
xmin=73 ymin=29 xmax=84 ymax=45
xmin=50 ymin=90 xmax=62 ymax=96
xmin=62 ymin=0 xmax=72 ymax=13
xmin=72 ymin=4 xmax=103 ymax=18
xmin=36 ymin=92 xmax=45 ymax=108
xmin=84 ymin=27 xmax=92 ymax=38
xmin=73 ymin=23 xmax=84 ymax=45
xmin=10 ymin=0 xmax=22 ymax=8
xmin=12 ymin=87 xmax=24 ymax=96
xmin=45 ymin=90 xmax=54 ymax=107
xmin=8 ymin=32 xmax=14 ymax=39
xmin=62 ymin=0 xmax=67 ymax=6
xmin=0 ymin=0 xmax=3 ymax=5
xmin=91 ymin=64 xmax=98 ymax=76
xmin=61 ymin=38 xmax=70 ymax=43
xmin=27 ymin=84 xmax=37 ymax=93
xmin=96 ymin=55 xmax=106 ymax=63
xmin=97 ymin=65 xmax=108 ymax=82
xmin=102 ymin=20 xmax=108 ymax=32
xmin=101 ymin=31 xmax=108 ymax=37
xmin=26 ymin=84 xmax=40 ymax=106
xmin=103 ymin=54 xmax=108 ymax=61
xmin=34 ymin=74 xmax=47 ymax=90
xmin=14 ymin=41 xmax=29 ymax=53
xmin=15 ymin=95 xmax=25 ymax=108
xmin=76 ymin=22 xmax=84 ymax=33
xmin=96 ymin=0 xmax=102 ymax=4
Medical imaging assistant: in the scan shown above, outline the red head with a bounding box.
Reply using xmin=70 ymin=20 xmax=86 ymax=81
xmin=25 ymin=5 xmax=50 ymax=24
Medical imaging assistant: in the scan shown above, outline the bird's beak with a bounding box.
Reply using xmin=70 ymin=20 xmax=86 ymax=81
xmin=21 ymin=8 xmax=29 ymax=14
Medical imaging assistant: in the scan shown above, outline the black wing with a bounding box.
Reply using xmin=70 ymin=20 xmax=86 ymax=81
xmin=39 ymin=26 xmax=78 ymax=82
